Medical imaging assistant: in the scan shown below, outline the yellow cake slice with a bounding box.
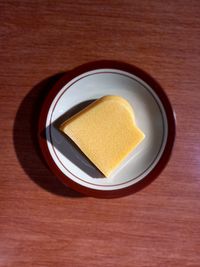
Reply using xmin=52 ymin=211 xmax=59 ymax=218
xmin=59 ymin=96 xmax=145 ymax=177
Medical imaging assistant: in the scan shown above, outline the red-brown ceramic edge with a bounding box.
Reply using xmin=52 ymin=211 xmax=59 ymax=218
xmin=38 ymin=60 xmax=176 ymax=198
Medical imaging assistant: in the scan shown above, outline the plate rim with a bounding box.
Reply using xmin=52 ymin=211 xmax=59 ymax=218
xmin=47 ymin=69 xmax=167 ymax=189
xmin=38 ymin=61 xmax=176 ymax=198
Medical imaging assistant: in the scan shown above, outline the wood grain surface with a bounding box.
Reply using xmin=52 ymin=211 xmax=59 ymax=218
xmin=0 ymin=1 xmax=200 ymax=266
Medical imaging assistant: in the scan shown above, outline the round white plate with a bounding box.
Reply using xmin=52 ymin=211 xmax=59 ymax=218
xmin=39 ymin=63 xmax=175 ymax=198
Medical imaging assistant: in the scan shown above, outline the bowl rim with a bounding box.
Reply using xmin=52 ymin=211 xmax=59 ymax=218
xmin=38 ymin=60 xmax=176 ymax=198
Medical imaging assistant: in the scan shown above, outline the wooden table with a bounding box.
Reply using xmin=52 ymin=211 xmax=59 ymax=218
xmin=1 ymin=1 xmax=200 ymax=266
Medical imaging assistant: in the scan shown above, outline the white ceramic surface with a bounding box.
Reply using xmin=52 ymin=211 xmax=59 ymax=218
xmin=45 ymin=69 xmax=168 ymax=190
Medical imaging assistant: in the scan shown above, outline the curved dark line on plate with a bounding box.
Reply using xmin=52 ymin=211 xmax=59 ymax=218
xmin=48 ymin=71 xmax=165 ymax=187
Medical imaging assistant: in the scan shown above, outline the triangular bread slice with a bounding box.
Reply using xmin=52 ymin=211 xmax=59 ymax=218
xmin=59 ymin=96 xmax=145 ymax=177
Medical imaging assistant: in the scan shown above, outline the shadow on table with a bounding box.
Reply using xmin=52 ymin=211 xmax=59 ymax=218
xmin=13 ymin=60 xmax=172 ymax=198
xmin=13 ymin=72 xmax=85 ymax=198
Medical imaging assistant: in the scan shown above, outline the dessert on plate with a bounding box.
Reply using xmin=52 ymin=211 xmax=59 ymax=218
xmin=59 ymin=95 xmax=145 ymax=177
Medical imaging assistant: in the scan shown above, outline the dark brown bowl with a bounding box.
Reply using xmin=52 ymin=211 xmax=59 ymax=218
xmin=38 ymin=61 xmax=176 ymax=198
